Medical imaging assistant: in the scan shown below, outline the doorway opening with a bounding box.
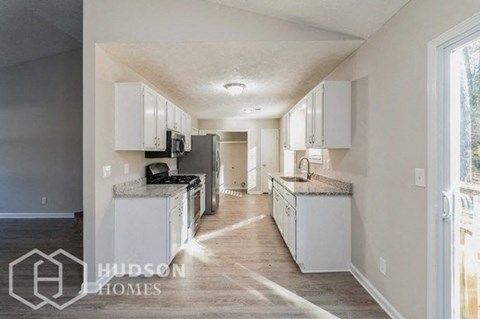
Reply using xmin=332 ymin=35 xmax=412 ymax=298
xmin=200 ymin=130 xmax=249 ymax=196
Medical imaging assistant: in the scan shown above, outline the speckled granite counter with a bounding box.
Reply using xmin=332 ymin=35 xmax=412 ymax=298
xmin=269 ymin=172 xmax=352 ymax=196
xmin=113 ymin=178 xmax=187 ymax=198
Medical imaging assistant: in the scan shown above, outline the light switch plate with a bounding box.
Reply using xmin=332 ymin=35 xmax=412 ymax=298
xmin=415 ymin=168 xmax=426 ymax=187
xmin=103 ymin=165 xmax=112 ymax=178
xmin=124 ymin=164 xmax=129 ymax=175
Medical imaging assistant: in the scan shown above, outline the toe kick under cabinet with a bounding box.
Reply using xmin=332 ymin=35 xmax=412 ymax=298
xmin=272 ymin=181 xmax=351 ymax=273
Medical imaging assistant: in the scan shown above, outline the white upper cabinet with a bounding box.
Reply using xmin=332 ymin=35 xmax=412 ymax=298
xmin=166 ymin=102 xmax=177 ymax=131
xmin=115 ymin=83 xmax=166 ymax=151
xmin=185 ymin=113 xmax=192 ymax=152
xmin=143 ymin=87 xmax=158 ymax=150
xmin=289 ymin=100 xmax=307 ymax=151
xmin=175 ymin=105 xmax=182 ymax=132
xmin=156 ymin=95 xmax=167 ymax=150
xmin=115 ymin=82 xmax=194 ymax=151
xmin=282 ymin=113 xmax=291 ymax=150
xmin=305 ymin=81 xmax=351 ymax=149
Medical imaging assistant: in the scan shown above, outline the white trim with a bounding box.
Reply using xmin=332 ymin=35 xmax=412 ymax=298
xmin=0 ymin=212 xmax=75 ymax=219
xmin=248 ymin=190 xmax=263 ymax=195
xmin=82 ymin=266 xmax=116 ymax=294
xmin=427 ymin=12 xmax=480 ymax=319
xmin=350 ymin=264 xmax=405 ymax=319
xmin=222 ymin=187 xmax=247 ymax=190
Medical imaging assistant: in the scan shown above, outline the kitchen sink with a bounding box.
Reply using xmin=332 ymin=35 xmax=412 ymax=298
xmin=280 ymin=176 xmax=309 ymax=183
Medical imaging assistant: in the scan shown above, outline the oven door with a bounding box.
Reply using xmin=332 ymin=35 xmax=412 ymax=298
xmin=188 ymin=186 xmax=202 ymax=239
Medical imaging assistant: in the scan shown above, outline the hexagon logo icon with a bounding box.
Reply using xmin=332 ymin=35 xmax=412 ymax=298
xmin=9 ymin=248 xmax=87 ymax=310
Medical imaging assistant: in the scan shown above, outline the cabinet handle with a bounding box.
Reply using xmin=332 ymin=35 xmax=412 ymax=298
xmin=312 ymin=135 xmax=315 ymax=144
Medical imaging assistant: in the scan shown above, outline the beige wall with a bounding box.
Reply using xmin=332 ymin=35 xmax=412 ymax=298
xmin=199 ymin=119 xmax=279 ymax=193
xmin=88 ymin=47 xmax=177 ymax=282
xmin=280 ymin=1 xmax=480 ymax=318
xmin=219 ymin=143 xmax=248 ymax=190
xmin=0 ymin=50 xmax=82 ymax=214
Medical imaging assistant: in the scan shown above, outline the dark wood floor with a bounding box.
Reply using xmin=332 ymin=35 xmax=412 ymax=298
xmin=0 ymin=191 xmax=388 ymax=318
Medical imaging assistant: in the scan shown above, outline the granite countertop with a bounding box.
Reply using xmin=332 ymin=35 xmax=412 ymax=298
xmin=269 ymin=172 xmax=352 ymax=196
xmin=113 ymin=178 xmax=187 ymax=198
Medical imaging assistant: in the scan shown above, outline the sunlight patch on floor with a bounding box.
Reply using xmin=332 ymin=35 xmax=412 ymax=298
xmin=220 ymin=189 xmax=244 ymax=197
xmin=233 ymin=262 xmax=340 ymax=318
xmin=196 ymin=214 xmax=267 ymax=243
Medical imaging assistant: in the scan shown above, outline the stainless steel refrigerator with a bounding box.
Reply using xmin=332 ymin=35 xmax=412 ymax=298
xmin=178 ymin=134 xmax=220 ymax=214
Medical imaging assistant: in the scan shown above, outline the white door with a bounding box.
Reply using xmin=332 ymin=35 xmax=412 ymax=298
xmin=143 ymin=87 xmax=157 ymax=150
xmin=156 ymin=95 xmax=167 ymax=150
xmin=440 ymin=29 xmax=480 ymax=319
xmin=261 ymin=129 xmax=279 ymax=193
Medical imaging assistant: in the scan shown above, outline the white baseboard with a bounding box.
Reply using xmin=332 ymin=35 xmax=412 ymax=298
xmin=247 ymin=191 xmax=263 ymax=195
xmin=0 ymin=212 xmax=74 ymax=218
xmin=350 ymin=264 xmax=405 ymax=319
xmin=224 ymin=187 xmax=247 ymax=190
xmin=82 ymin=267 xmax=116 ymax=294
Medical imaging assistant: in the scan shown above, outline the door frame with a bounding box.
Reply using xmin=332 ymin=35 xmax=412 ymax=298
xmin=260 ymin=129 xmax=279 ymax=194
xmin=427 ymin=12 xmax=480 ymax=319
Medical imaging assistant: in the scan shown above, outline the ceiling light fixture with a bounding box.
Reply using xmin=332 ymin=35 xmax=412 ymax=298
xmin=224 ymin=83 xmax=246 ymax=96
xmin=243 ymin=108 xmax=254 ymax=114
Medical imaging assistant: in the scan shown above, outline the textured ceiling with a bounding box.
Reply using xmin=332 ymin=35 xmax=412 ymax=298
xmin=101 ymin=40 xmax=363 ymax=119
xmin=206 ymin=0 xmax=410 ymax=39
xmin=0 ymin=0 xmax=82 ymax=68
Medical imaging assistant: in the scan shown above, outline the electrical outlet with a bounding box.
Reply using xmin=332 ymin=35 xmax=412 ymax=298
xmin=415 ymin=168 xmax=426 ymax=187
xmin=103 ymin=165 xmax=112 ymax=178
xmin=41 ymin=197 xmax=47 ymax=205
xmin=379 ymin=257 xmax=387 ymax=275
xmin=124 ymin=163 xmax=129 ymax=175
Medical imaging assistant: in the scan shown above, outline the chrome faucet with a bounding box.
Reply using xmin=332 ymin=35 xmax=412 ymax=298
xmin=298 ymin=157 xmax=314 ymax=180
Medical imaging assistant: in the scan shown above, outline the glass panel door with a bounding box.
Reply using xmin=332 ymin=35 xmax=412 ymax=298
xmin=447 ymin=32 xmax=480 ymax=319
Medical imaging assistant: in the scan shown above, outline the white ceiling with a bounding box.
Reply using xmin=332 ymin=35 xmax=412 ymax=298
xmin=102 ymin=40 xmax=363 ymax=119
xmin=206 ymin=0 xmax=410 ymax=39
xmin=0 ymin=0 xmax=82 ymax=68
xmin=101 ymin=0 xmax=410 ymax=119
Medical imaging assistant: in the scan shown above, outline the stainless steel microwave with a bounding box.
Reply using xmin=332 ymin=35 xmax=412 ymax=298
xmin=145 ymin=131 xmax=185 ymax=158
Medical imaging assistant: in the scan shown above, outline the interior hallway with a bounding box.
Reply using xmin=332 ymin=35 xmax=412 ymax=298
xmin=0 ymin=192 xmax=387 ymax=318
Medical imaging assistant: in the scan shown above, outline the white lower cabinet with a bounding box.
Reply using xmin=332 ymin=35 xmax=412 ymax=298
xmin=115 ymin=190 xmax=188 ymax=275
xmin=272 ymin=181 xmax=351 ymax=272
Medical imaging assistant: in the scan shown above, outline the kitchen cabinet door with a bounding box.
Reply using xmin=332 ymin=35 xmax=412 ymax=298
xmin=305 ymin=92 xmax=314 ymax=148
xmin=282 ymin=200 xmax=289 ymax=243
xmin=287 ymin=204 xmax=296 ymax=258
xmin=156 ymin=95 xmax=167 ymax=150
xmin=185 ymin=114 xmax=192 ymax=151
xmin=175 ymin=105 xmax=182 ymax=132
xmin=312 ymin=86 xmax=324 ymax=148
xmin=166 ymin=102 xmax=176 ymax=131
xmin=169 ymin=208 xmax=179 ymax=260
xmin=143 ymin=87 xmax=158 ymax=150
xmin=180 ymin=199 xmax=188 ymax=245
xmin=282 ymin=113 xmax=291 ymax=150
xmin=200 ymin=183 xmax=206 ymax=215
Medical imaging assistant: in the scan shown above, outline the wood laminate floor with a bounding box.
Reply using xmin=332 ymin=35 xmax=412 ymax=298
xmin=0 ymin=191 xmax=388 ymax=318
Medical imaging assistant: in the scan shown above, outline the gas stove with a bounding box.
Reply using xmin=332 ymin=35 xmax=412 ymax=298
xmin=146 ymin=163 xmax=200 ymax=190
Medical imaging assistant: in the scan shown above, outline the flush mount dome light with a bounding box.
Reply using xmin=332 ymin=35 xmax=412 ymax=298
xmin=243 ymin=107 xmax=254 ymax=114
xmin=224 ymin=83 xmax=246 ymax=96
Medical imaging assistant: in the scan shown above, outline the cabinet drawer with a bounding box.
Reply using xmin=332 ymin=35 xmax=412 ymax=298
xmin=283 ymin=190 xmax=296 ymax=207
xmin=169 ymin=191 xmax=186 ymax=210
